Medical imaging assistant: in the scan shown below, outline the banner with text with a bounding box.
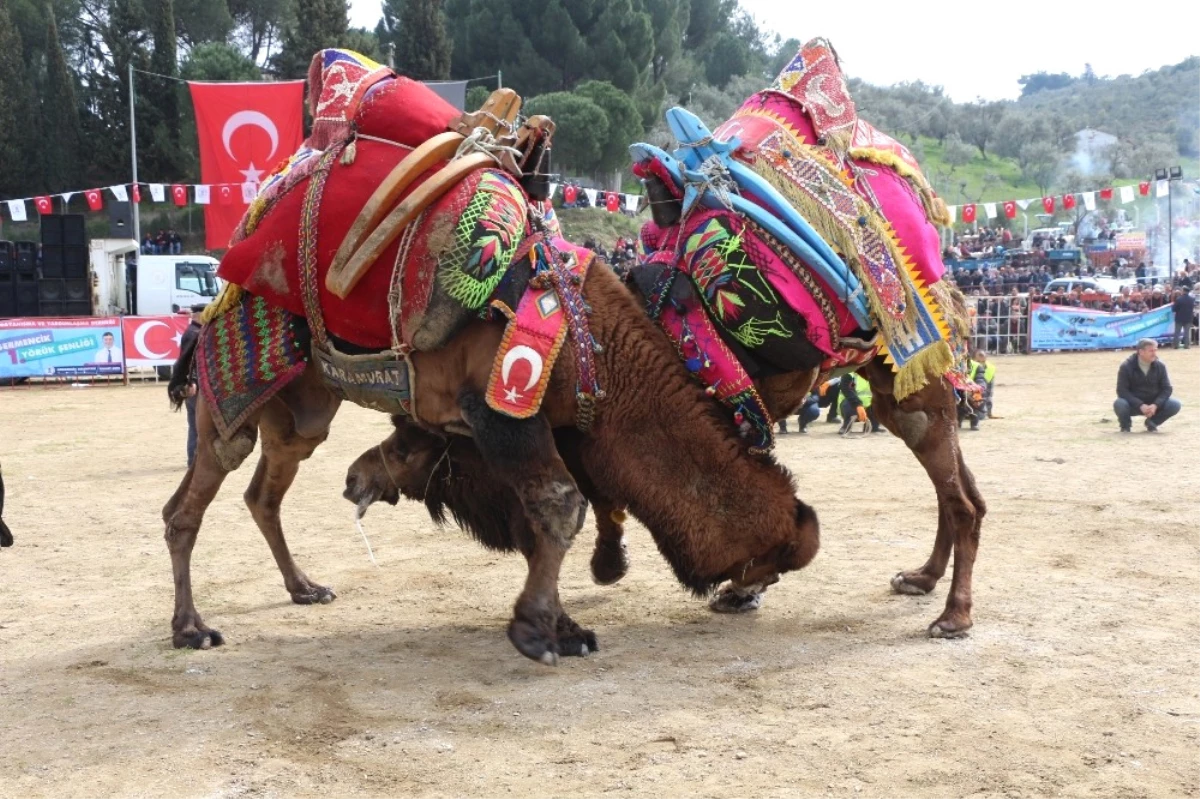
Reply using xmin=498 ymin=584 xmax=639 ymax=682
xmin=122 ymin=315 xmax=192 ymax=368
xmin=1029 ymin=303 xmax=1174 ymax=351
xmin=0 ymin=317 xmax=125 ymax=378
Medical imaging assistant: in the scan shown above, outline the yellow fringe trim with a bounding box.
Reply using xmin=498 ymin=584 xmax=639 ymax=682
xmin=893 ymin=339 xmax=953 ymax=401
xmin=200 ymin=281 xmax=244 ymax=324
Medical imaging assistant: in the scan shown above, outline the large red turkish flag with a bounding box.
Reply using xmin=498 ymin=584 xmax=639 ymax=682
xmin=189 ymin=80 xmax=304 ymax=250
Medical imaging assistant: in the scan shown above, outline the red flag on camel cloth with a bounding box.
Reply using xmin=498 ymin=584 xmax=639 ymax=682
xmin=189 ymin=80 xmax=305 ymax=250
xmin=1003 ymin=200 xmax=1017 ymax=219
xmin=1063 ymin=193 xmax=1076 ymax=210
xmin=961 ymin=203 xmax=976 ymax=223
xmin=1042 ymin=196 xmax=1055 ymax=214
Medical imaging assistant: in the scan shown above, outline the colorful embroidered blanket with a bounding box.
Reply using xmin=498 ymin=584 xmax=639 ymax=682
xmin=196 ymin=292 xmax=308 ymax=440
xmin=215 ymin=50 xmax=531 ymax=352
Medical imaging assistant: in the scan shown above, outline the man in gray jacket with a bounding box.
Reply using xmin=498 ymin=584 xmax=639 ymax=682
xmin=1114 ymin=339 xmax=1181 ymax=432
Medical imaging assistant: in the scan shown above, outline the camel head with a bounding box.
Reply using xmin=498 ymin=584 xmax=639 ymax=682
xmin=343 ymin=416 xmax=447 ymax=516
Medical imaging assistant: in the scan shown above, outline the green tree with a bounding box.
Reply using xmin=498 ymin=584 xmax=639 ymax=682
xmin=942 ymin=133 xmax=973 ymax=172
xmin=0 ymin=1 xmax=35 ymax=196
xmin=1020 ymin=141 xmax=1062 ymax=196
xmin=374 ymin=0 xmax=402 ymax=65
xmin=524 ymin=92 xmax=607 ymax=175
xmin=144 ymin=0 xmax=184 ymax=178
xmin=39 ymin=9 xmax=82 ymax=192
xmin=958 ymin=100 xmax=1007 ymax=159
xmin=175 ymin=0 xmax=235 ymax=45
xmin=703 ymin=31 xmax=749 ymax=88
xmin=273 ymin=0 xmax=348 ymax=78
xmin=396 ymin=0 xmax=450 ymax=79
xmin=229 ymin=0 xmax=292 ymax=66
xmin=574 ymin=80 xmax=642 ymax=175
xmin=181 ymin=42 xmax=261 ymax=81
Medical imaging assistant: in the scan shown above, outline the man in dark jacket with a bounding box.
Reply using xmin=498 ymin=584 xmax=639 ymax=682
xmin=1172 ymin=287 xmax=1195 ymax=349
xmin=171 ymin=304 xmax=206 ymax=466
xmin=0 ymin=464 xmax=12 ymax=547
xmin=1114 ymin=339 xmax=1181 ymax=432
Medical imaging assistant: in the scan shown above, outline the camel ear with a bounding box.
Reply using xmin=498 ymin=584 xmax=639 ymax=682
xmin=643 ymin=175 xmax=682 ymax=228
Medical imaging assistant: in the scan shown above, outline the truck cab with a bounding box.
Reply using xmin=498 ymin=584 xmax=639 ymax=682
xmin=134 ymin=254 xmax=221 ymax=315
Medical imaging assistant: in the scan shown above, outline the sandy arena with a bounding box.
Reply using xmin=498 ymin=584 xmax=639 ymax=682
xmin=1 ymin=350 xmax=1197 ymax=798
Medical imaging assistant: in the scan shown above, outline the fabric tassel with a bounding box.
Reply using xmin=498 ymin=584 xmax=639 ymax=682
xmin=200 ymin=282 xmax=245 ymax=324
xmin=340 ymin=138 xmax=357 ymax=165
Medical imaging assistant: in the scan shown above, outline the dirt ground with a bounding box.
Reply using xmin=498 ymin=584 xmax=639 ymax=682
xmin=1 ymin=350 xmax=1197 ymax=798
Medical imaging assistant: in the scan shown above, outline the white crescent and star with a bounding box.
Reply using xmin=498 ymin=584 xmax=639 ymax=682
xmin=501 ymin=345 xmax=543 ymax=393
xmin=223 ymin=111 xmax=280 ymax=163
xmin=133 ymin=320 xmax=170 ymax=360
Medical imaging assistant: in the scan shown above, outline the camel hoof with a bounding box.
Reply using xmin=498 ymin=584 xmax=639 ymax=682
xmin=590 ymin=539 xmax=629 ymax=586
xmin=928 ymin=618 xmax=972 ymax=639
xmin=291 ymin=585 xmax=337 ymax=605
xmin=508 ymin=619 xmax=558 ymax=665
xmin=556 ymin=615 xmax=599 ymax=657
xmin=173 ymin=628 xmax=225 ymax=650
xmin=891 ymin=572 xmax=935 ymax=595
xmin=709 ymin=585 xmax=764 ymax=614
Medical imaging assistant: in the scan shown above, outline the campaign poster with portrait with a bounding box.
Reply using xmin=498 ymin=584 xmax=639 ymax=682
xmin=0 ymin=317 xmax=125 ymax=378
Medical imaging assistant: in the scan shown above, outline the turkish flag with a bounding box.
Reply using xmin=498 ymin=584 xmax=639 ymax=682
xmin=961 ymin=203 xmax=976 ymax=223
xmin=122 ymin=315 xmax=192 ymax=367
xmin=1100 ymin=187 xmax=1113 ymax=201
xmin=171 ymin=184 xmax=187 ymax=206
xmin=1042 ymin=196 xmax=1055 ymax=214
xmin=189 ymin=80 xmax=305 ymax=250
xmin=1063 ymin=193 xmax=1076 ymax=210
xmin=85 ymin=189 xmax=103 ymax=211
xmin=34 ymin=196 xmax=53 ymax=215
xmin=1003 ymin=200 xmax=1017 ymax=219
xmin=218 ymin=185 xmax=234 ymax=205
xmin=1139 ymin=181 xmax=1150 ymax=196
xmin=605 ymin=192 xmax=619 ymax=213
xmin=132 ymin=184 xmax=141 ymax=203
xmin=563 ymin=184 xmax=578 ymax=205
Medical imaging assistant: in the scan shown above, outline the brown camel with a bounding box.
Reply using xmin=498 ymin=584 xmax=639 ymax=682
xmin=164 ymin=262 xmax=818 ymax=664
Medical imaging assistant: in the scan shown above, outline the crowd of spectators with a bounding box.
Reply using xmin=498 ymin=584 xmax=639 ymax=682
xmin=141 ymin=229 xmax=183 ymax=255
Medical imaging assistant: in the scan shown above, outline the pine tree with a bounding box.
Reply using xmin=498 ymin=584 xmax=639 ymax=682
xmin=145 ymin=0 xmax=183 ymax=177
xmin=273 ymin=0 xmax=350 ymax=78
xmin=0 ymin=2 xmax=34 ymax=196
xmin=40 ymin=9 xmax=82 ymax=192
xmin=396 ymin=0 xmax=450 ymax=80
xmin=374 ymin=0 xmax=403 ymax=67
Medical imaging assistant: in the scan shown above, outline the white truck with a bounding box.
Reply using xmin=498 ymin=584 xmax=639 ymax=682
xmin=90 ymin=239 xmax=221 ymax=316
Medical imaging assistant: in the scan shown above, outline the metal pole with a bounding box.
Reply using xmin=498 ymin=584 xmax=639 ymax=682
xmin=497 ymin=70 xmax=502 ymax=89
xmin=1167 ymin=180 xmax=1174 ymax=282
xmin=129 ymin=63 xmax=141 ymax=247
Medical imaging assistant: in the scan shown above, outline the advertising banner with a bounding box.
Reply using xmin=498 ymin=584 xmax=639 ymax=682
xmin=0 ymin=317 xmax=125 ymax=378
xmin=1029 ymin=303 xmax=1174 ymax=351
xmin=122 ymin=315 xmax=192 ymax=368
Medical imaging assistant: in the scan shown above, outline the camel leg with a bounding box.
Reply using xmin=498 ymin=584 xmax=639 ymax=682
xmin=864 ymin=360 xmax=985 ymax=637
xmin=163 ymin=391 xmax=260 ymax=649
xmin=460 ymin=392 xmax=590 ymax=664
xmin=244 ymin=399 xmax=339 ymax=605
xmin=555 ymin=429 xmax=628 ymax=586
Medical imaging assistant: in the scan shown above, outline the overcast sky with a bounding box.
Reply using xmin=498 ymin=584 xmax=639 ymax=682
xmin=348 ymin=0 xmax=1199 ymax=102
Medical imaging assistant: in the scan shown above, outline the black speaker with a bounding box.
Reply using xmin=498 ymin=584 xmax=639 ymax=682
xmin=64 ymin=300 xmax=90 ymax=316
xmin=14 ymin=276 xmax=39 ymax=315
xmin=64 ymin=278 xmax=89 ymax=302
xmin=62 ymin=214 xmax=86 ymax=247
xmin=41 ymin=245 xmax=64 ymax=278
xmin=64 ymin=246 xmax=88 ymax=278
xmin=108 ymin=201 xmax=133 ymax=239
xmin=41 ymin=215 xmax=64 ymax=246
xmin=38 ymin=300 xmax=65 ymax=316
xmin=38 ymin=279 xmax=64 ymax=302
xmin=0 ymin=274 xmax=14 ymax=316
xmin=15 ymin=241 xmax=37 ymax=274
xmin=0 ymin=241 xmax=13 ymax=274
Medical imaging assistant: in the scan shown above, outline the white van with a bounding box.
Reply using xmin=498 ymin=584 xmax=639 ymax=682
xmin=1043 ymin=276 xmax=1136 ymax=294
xmin=135 ymin=254 xmax=221 ymax=315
